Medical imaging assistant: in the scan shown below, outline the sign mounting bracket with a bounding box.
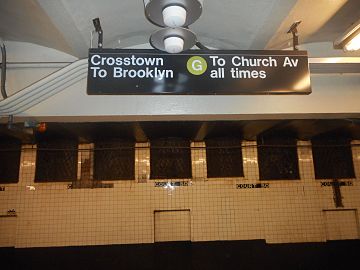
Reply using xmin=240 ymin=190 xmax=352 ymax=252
xmin=287 ymin=21 xmax=302 ymax=51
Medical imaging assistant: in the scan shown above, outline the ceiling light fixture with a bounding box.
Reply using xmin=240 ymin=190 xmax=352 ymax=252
xmin=162 ymin=5 xmax=187 ymax=27
xmin=164 ymin=36 xmax=184 ymax=53
xmin=334 ymin=19 xmax=360 ymax=52
xmin=150 ymin=27 xmax=196 ymax=53
xmin=143 ymin=0 xmax=202 ymax=28
xmin=144 ymin=1 xmax=203 ymax=53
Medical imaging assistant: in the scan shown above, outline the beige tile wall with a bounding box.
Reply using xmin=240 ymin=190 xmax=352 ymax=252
xmin=324 ymin=210 xmax=359 ymax=240
xmin=0 ymin=216 xmax=17 ymax=247
xmin=154 ymin=210 xmax=191 ymax=242
xmin=0 ymin=141 xmax=359 ymax=248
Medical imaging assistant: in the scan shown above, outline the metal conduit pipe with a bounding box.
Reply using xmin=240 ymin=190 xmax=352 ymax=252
xmin=0 ymin=67 xmax=87 ymax=115
xmin=0 ymin=70 xmax=87 ymax=115
xmin=0 ymin=58 xmax=86 ymax=109
xmin=0 ymin=38 xmax=8 ymax=99
xmin=0 ymin=59 xmax=88 ymax=115
xmin=0 ymin=60 xmax=87 ymax=112
xmin=7 ymin=62 xmax=71 ymax=69
xmin=195 ymin=41 xmax=209 ymax=50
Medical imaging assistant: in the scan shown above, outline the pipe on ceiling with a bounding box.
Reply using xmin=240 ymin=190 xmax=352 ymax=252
xmin=195 ymin=41 xmax=209 ymax=50
xmin=0 ymin=37 xmax=8 ymax=99
xmin=0 ymin=59 xmax=88 ymax=116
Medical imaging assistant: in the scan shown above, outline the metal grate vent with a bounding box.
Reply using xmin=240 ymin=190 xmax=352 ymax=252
xmin=35 ymin=139 xmax=78 ymax=182
xmin=312 ymin=137 xmax=355 ymax=179
xmin=0 ymin=138 xmax=21 ymax=183
xmin=150 ymin=138 xmax=192 ymax=179
xmin=257 ymin=136 xmax=300 ymax=180
xmin=205 ymin=138 xmax=244 ymax=178
xmin=94 ymin=140 xmax=135 ymax=180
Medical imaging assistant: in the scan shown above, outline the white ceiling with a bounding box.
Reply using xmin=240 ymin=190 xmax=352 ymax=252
xmin=0 ymin=0 xmax=360 ymax=58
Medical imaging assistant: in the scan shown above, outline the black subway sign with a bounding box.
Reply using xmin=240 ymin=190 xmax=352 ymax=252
xmin=87 ymin=49 xmax=311 ymax=95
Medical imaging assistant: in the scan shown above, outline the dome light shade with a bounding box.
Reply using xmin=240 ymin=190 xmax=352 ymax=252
xmin=164 ymin=36 xmax=184 ymax=53
xmin=162 ymin=5 xmax=187 ymax=27
xmin=144 ymin=0 xmax=202 ymax=27
xmin=150 ymin=27 xmax=197 ymax=53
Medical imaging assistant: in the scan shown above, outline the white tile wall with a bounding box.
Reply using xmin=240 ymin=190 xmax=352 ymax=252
xmin=0 ymin=141 xmax=359 ymax=248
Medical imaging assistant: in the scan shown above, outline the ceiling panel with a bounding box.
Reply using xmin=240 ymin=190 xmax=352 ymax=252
xmin=0 ymin=0 xmax=72 ymax=53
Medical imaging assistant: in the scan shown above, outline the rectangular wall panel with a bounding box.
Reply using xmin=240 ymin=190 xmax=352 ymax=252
xmin=154 ymin=210 xmax=191 ymax=242
xmin=0 ymin=217 xmax=17 ymax=247
xmin=324 ymin=210 xmax=359 ymax=240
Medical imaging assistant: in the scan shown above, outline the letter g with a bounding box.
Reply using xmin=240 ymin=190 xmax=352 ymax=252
xmin=187 ymin=56 xmax=207 ymax=75
xmin=192 ymin=60 xmax=203 ymax=71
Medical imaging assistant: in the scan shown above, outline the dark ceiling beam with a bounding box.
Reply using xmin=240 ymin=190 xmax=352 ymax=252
xmin=283 ymin=119 xmax=354 ymax=140
xmin=193 ymin=122 xmax=216 ymax=141
xmin=133 ymin=122 xmax=148 ymax=142
xmin=345 ymin=119 xmax=360 ymax=139
xmin=0 ymin=124 xmax=34 ymax=143
xmin=139 ymin=122 xmax=202 ymax=140
xmin=242 ymin=120 xmax=284 ymax=140
xmin=307 ymin=119 xmax=355 ymax=139
xmin=256 ymin=119 xmax=295 ymax=138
